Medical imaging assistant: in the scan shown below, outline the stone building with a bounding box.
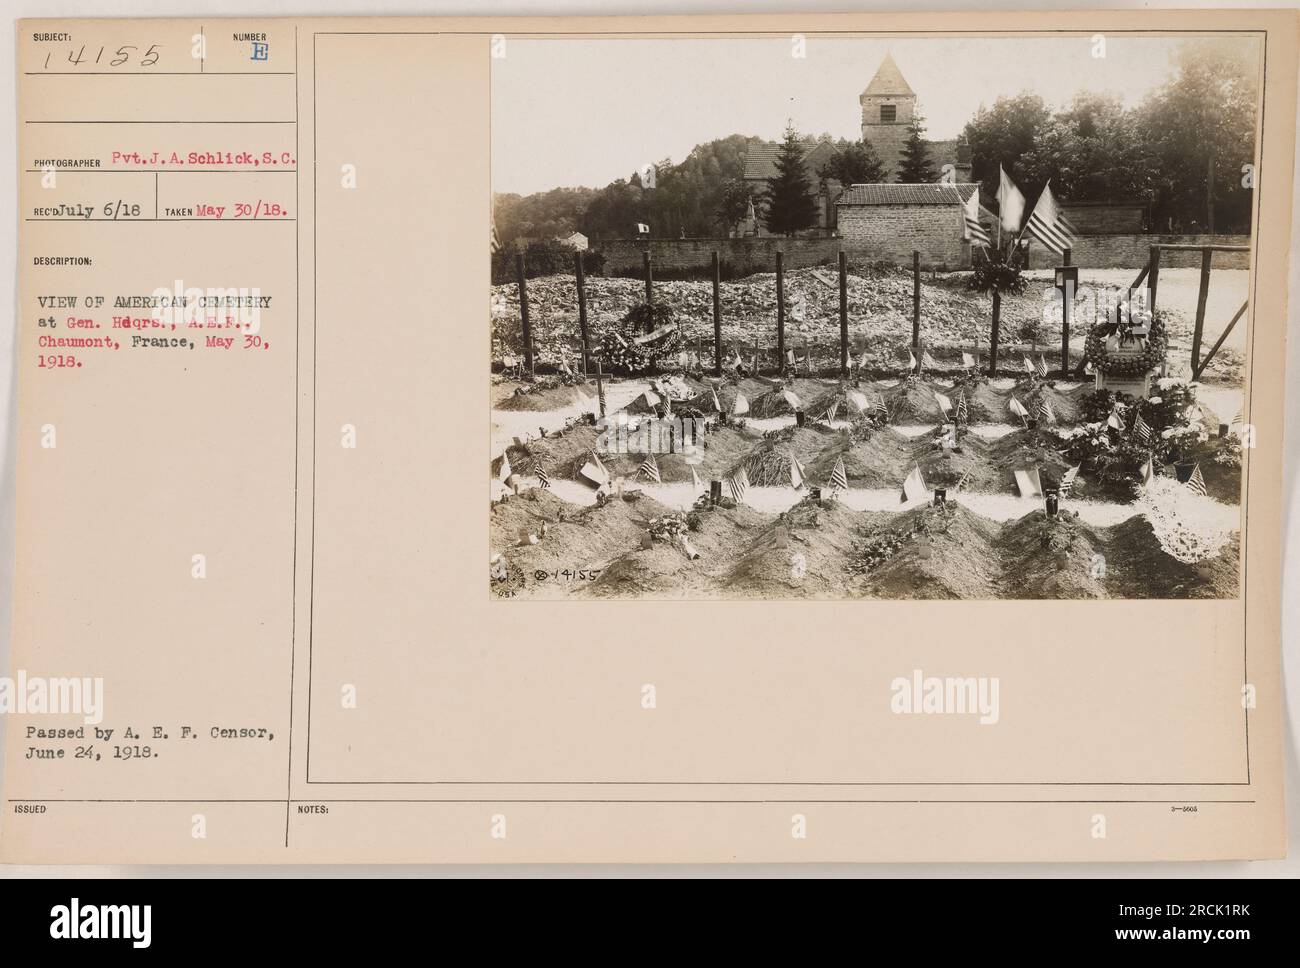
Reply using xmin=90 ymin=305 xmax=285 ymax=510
xmin=835 ymin=183 xmax=983 ymax=269
xmin=740 ymin=54 xmax=972 ymax=238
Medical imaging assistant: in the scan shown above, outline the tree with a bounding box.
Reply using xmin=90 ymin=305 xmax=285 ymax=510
xmin=816 ymin=140 xmax=886 ymax=190
xmin=762 ymin=124 xmax=819 ymax=236
xmin=1019 ymin=93 xmax=1152 ymax=203
xmin=962 ymin=93 xmax=1054 ymax=200
xmin=895 ymin=116 xmax=937 ymax=183
xmin=716 ymin=178 xmax=753 ymax=236
xmin=1138 ymin=39 xmax=1257 ymax=233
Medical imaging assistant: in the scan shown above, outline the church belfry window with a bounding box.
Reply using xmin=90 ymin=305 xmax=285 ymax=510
xmin=880 ymin=104 xmax=896 ymax=122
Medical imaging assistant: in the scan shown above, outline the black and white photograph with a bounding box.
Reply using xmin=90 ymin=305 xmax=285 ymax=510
xmin=490 ymin=34 xmax=1259 ymax=600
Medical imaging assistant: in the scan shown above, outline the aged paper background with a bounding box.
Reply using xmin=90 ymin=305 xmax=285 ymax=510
xmin=1 ymin=8 xmax=1294 ymax=864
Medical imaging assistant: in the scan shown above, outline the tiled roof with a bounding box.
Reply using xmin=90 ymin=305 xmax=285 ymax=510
xmin=742 ymin=140 xmax=836 ymax=182
xmin=862 ymin=53 xmax=915 ymax=98
xmin=836 ymin=183 xmax=980 ymax=207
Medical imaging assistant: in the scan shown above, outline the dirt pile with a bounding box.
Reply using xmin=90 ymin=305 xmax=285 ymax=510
xmin=586 ymin=501 xmax=773 ymax=598
xmin=995 ymin=510 xmax=1108 ymax=599
xmin=854 ymin=502 xmax=1004 ymax=600
xmin=725 ymin=498 xmax=869 ymax=598
xmin=806 ymin=429 xmax=916 ymax=488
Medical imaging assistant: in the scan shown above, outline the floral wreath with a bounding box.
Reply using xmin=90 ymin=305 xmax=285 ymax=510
xmin=1083 ymin=316 xmax=1166 ymax=377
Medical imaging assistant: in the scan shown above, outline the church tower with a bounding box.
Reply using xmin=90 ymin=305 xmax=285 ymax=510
xmin=860 ymin=53 xmax=916 ymax=180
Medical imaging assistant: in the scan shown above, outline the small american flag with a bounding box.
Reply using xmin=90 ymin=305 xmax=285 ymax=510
xmin=963 ymin=189 xmax=991 ymax=247
xmin=1059 ymin=464 xmax=1080 ymax=495
xmin=728 ymin=466 xmax=749 ymax=504
xmin=1231 ymin=407 xmax=1245 ymax=427
xmin=638 ymin=454 xmax=661 ymax=484
xmin=1132 ymin=411 xmax=1154 ymax=446
xmin=534 ymin=458 xmax=550 ymax=488
xmin=824 ymin=400 xmax=840 ymax=423
xmin=827 ymin=456 xmax=849 ymax=494
xmin=1022 ymin=356 xmax=1037 ymax=375
xmin=955 ymin=391 xmax=969 ymax=422
xmin=874 ymin=399 xmax=890 ymax=422
xmin=1036 ymin=355 xmax=1050 ymax=378
xmin=1038 ymin=397 xmax=1056 ymax=425
xmin=1008 ymin=396 xmax=1030 ymax=424
xmin=1185 ymin=463 xmax=1207 ymax=496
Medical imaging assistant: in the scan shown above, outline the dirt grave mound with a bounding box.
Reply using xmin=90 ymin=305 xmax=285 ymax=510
xmin=885 ymin=380 xmax=946 ymax=422
xmin=805 ymin=428 xmax=916 ymax=489
xmin=853 ymin=502 xmax=1004 ymax=600
xmin=962 ymin=381 xmax=1013 ymax=422
xmin=995 ymin=509 xmax=1108 ymax=599
xmin=725 ymin=498 xmax=869 ymax=598
xmin=734 ymin=425 xmax=836 ymax=485
xmin=495 ymin=381 xmax=592 ymax=412
xmin=586 ymin=502 xmax=773 ymax=598
xmin=803 ymin=384 xmax=884 ymax=421
xmin=750 ymin=386 xmax=805 ymax=418
xmin=959 ymin=429 xmax=1071 ymax=494
xmin=1099 ymin=516 xmax=1240 ymax=599
xmin=506 ymin=423 xmax=601 ymax=482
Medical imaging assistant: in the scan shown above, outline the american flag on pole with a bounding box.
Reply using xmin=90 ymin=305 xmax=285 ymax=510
xmin=638 ymin=454 xmax=661 ymax=484
xmin=1185 ymin=463 xmax=1207 ymax=496
xmin=1036 ymin=354 xmax=1050 ymax=378
xmin=1008 ymin=396 xmax=1030 ymax=424
xmin=1231 ymin=407 xmax=1245 ymax=427
xmin=1023 ymin=180 xmax=1077 ymax=255
xmin=934 ymin=390 xmax=953 ymax=415
xmin=955 ymin=391 xmax=969 ymax=422
xmin=727 ymin=466 xmax=749 ymax=504
xmin=962 ymin=187 xmax=990 ymax=247
xmin=1038 ymin=397 xmax=1056 ymax=425
xmin=1059 ymin=464 xmax=1080 ymax=495
xmin=534 ymin=458 xmax=550 ymax=489
xmin=874 ymin=399 xmax=890 ymax=423
xmin=827 ymin=456 xmax=849 ymax=495
xmin=1023 ymin=355 xmax=1037 ymax=375
xmin=1132 ymin=411 xmax=1154 ymax=446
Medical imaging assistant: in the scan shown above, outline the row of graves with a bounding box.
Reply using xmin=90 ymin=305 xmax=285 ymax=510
xmin=491 ymin=285 xmax=1243 ymax=599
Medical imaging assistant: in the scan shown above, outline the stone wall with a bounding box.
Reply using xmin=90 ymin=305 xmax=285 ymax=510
xmin=594 ymin=237 xmax=842 ymax=278
xmin=593 ymin=232 xmax=1252 ymax=277
xmin=1021 ymin=234 xmax=1251 ymax=270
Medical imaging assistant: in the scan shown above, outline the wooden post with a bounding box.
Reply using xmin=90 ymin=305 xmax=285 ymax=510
xmin=712 ymin=251 xmax=722 ymax=377
xmin=643 ymin=250 xmax=653 ymax=305
xmin=989 ymin=286 xmax=1001 ymax=376
xmin=911 ymin=250 xmax=921 ymax=375
xmin=775 ymin=251 xmax=785 ymax=372
xmin=1191 ymin=247 xmax=1212 ymax=376
xmin=838 ymin=251 xmax=849 ymax=376
xmin=1060 ymin=247 xmax=1071 ymax=376
xmin=516 ymin=252 xmax=534 ymax=377
xmin=574 ymin=250 xmax=590 ymax=376
xmin=1147 ymin=245 xmax=1161 ymax=315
